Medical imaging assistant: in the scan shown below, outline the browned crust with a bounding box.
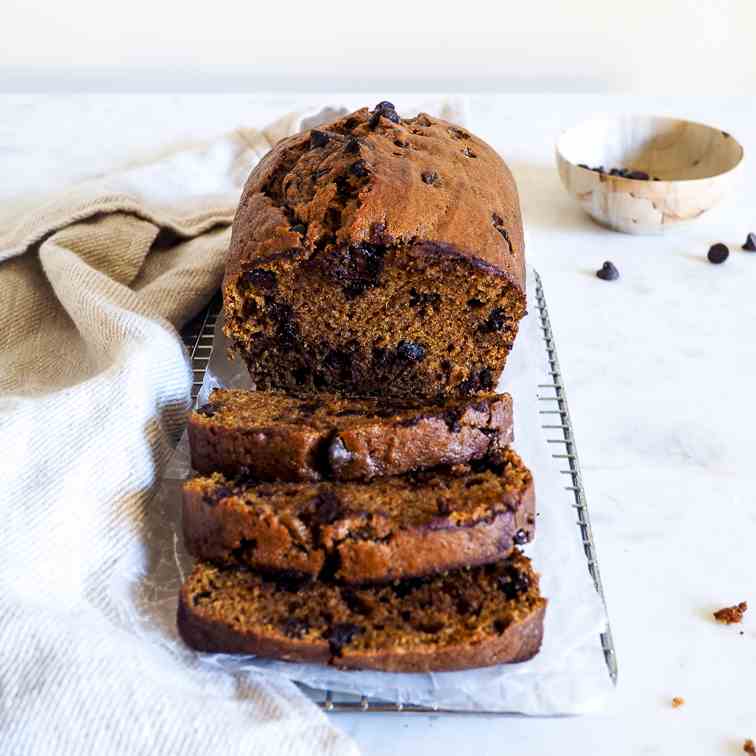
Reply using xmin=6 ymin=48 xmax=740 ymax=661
xmin=188 ymin=419 xmax=324 ymax=481
xmin=177 ymin=588 xmax=545 ymax=673
xmin=334 ymin=605 xmax=546 ymax=672
xmin=177 ymin=591 xmax=329 ymax=664
xmin=223 ymin=108 xmax=525 ymax=297
xmin=187 ymin=392 xmax=513 ymax=482
xmin=181 ymin=475 xmax=534 ymax=585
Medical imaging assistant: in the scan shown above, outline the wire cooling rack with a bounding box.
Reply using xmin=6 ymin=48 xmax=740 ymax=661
xmin=180 ymin=270 xmax=617 ymax=714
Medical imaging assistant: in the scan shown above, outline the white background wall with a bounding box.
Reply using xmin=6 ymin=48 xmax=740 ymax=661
xmin=2 ymin=0 xmax=755 ymax=93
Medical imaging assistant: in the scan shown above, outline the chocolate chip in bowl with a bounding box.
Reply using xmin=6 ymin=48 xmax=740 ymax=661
xmin=557 ymin=115 xmax=744 ymax=234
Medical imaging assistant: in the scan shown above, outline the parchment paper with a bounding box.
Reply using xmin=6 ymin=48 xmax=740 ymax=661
xmin=112 ymin=266 xmax=614 ymax=715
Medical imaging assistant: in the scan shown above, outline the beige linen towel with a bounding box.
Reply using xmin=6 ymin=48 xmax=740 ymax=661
xmin=0 ymin=99 xmax=465 ymax=755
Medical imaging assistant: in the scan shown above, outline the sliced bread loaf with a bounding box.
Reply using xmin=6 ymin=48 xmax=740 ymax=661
xmin=178 ymin=549 xmax=546 ymax=672
xmin=183 ymin=449 xmax=535 ymax=585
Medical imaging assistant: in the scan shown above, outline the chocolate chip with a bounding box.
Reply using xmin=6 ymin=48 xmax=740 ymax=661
xmin=213 ymin=485 xmax=232 ymax=502
xmin=626 ymin=170 xmax=650 ymax=180
xmin=324 ymin=349 xmax=353 ymax=380
xmin=325 ymin=243 xmax=385 ymax=298
xmin=297 ymin=401 xmax=321 ymax=415
xmin=480 ymin=307 xmax=508 ymax=334
xmin=462 ymin=146 xmax=477 ymax=158
xmin=243 ymin=268 xmax=277 ymax=291
xmin=513 ymin=529 xmax=529 ymax=545
xmin=350 ymin=159 xmax=369 ymax=178
xmin=436 ymin=498 xmax=451 ymax=515
xmin=742 ymin=233 xmax=756 ymax=251
xmin=417 ymin=620 xmax=444 ymax=634
xmin=464 ymin=476 xmax=486 ymax=489
xmin=596 ymin=261 xmax=619 ymax=281
xmin=467 ymin=297 xmax=484 ymax=309
xmin=409 ymin=288 xmax=441 ymax=312
xmin=281 ymin=617 xmax=309 ymax=639
xmin=290 ymin=223 xmax=307 ymax=235
xmin=396 ymin=340 xmax=427 ymax=362
xmin=369 ymin=222 xmax=389 ymax=245
xmin=478 ymin=368 xmax=494 ymax=390
xmin=577 ymin=163 xmax=589 ymax=169
xmin=707 ymin=243 xmax=729 ymax=264
xmin=323 ymin=622 xmax=362 ymax=656
xmin=196 ymin=403 xmax=216 ymax=418
xmin=340 ymin=589 xmax=371 ymax=616
xmin=421 ymin=170 xmax=440 ymax=185
xmin=493 ymin=618 xmax=508 ymax=634
xmin=344 ymin=137 xmax=360 ymax=154
xmin=498 ymin=567 xmax=530 ymax=599
xmin=442 ymin=408 xmax=462 ymax=433
xmin=310 ymin=129 xmax=330 ymax=148
xmin=397 ymin=416 xmax=421 ymax=427
xmin=368 ymin=102 xmax=400 ymax=129
xmin=192 ymin=591 xmax=211 ymax=606
xmin=459 ymin=367 xmax=494 ymax=395
xmin=343 ymin=116 xmax=361 ymax=131
xmin=308 ymin=491 xmax=343 ymax=525
xmin=394 ymin=138 xmax=409 ymax=148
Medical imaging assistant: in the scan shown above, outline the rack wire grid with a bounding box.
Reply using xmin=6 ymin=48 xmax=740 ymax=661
xmin=180 ymin=270 xmax=617 ymax=714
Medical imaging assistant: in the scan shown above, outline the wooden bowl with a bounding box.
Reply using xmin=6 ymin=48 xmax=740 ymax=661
xmin=556 ymin=115 xmax=744 ymax=234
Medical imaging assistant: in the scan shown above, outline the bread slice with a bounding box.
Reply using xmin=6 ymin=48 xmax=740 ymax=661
xmin=177 ymin=549 xmax=546 ymax=672
xmin=223 ymin=105 xmax=526 ymax=400
xmin=188 ymin=389 xmax=513 ymax=482
xmin=183 ymin=449 xmax=534 ymax=585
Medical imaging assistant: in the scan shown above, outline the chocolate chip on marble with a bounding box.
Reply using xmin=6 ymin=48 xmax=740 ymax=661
xmin=596 ymin=261 xmax=620 ymax=281
xmin=742 ymin=233 xmax=756 ymax=252
xmin=707 ymin=243 xmax=729 ymax=264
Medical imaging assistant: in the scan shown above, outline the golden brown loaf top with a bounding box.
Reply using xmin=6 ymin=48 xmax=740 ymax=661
xmin=226 ymin=104 xmax=525 ymax=290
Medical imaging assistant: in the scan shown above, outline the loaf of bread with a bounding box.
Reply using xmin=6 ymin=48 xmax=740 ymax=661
xmin=178 ymin=549 xmax=545 ymax=672
xmin=223 ymin=101 xmax=526 ymax=399
xmin=183 ymin=449 xmax=535 ymax=585
xmin=188 ymin=388 xmax=513 ymax=481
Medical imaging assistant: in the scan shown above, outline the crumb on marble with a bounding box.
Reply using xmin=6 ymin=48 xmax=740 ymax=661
xmin=713 ymin=602 xmax=748 ymax=624
xmin=671 ymin=696 xmax=685 ymax=708
xmin=744 ymin=738 xmax=755 ymax=755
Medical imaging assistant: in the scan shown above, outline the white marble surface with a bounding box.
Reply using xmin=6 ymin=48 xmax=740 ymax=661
xmin=2 ymin=93 xmax=755 ymax=755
